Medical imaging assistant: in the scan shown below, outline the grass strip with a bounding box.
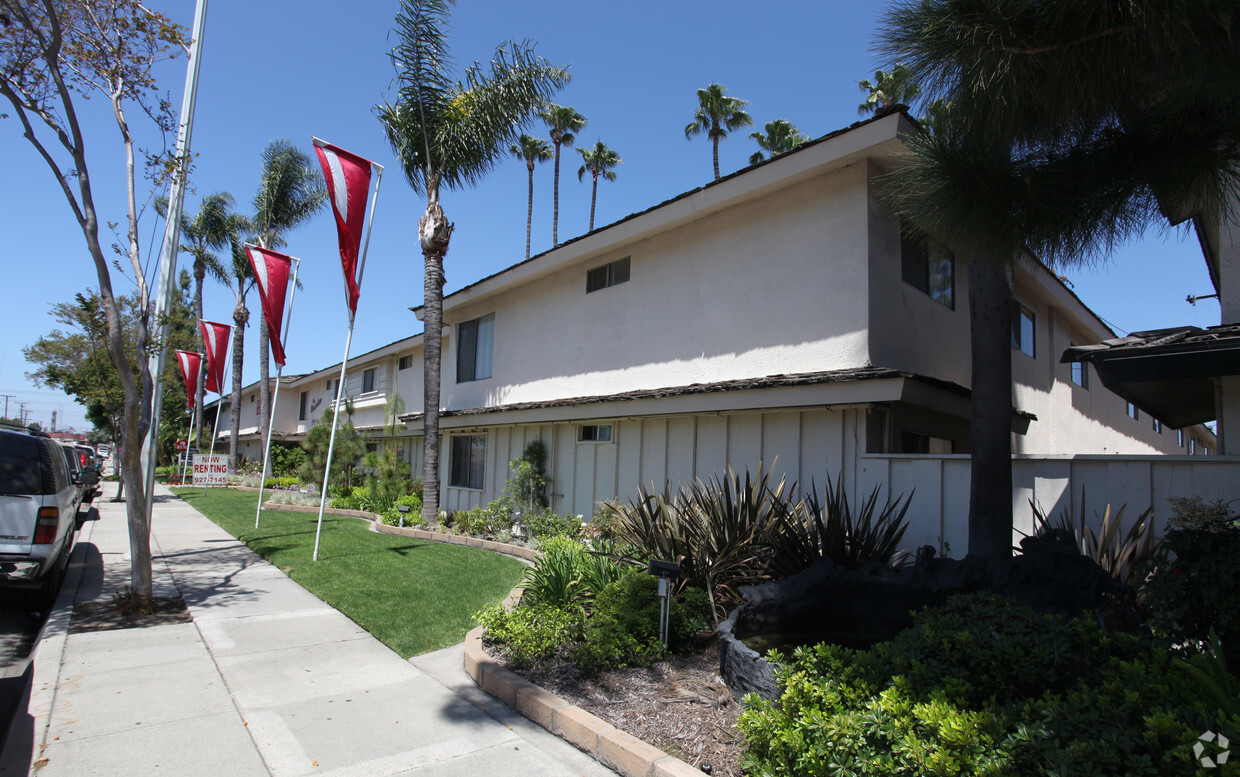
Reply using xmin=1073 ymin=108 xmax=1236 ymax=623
xmin=171 ymin=487 xmax=526 ymax=657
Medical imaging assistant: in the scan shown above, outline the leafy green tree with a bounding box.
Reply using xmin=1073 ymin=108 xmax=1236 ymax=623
xmin=509 ymin=133 xmax=554 ymax=260
xmin=250 ymin=140 xmax=326 ymax=458
xmin=576 ymin=140 xmax=621 ymax=232
xmin=856 ymin=64 xmax=920 ymax=116
xmin=1 ymin=0 xmax=188 ymax=607
xmin=299 ymin=399 xmax=364 ymax=493
xmin=748 ymin=119 xmax=809 ymax=165
xmin=684 ymin=83 xmax=753 ymax=181
xmin=877 ymin=1 xmax=1240 ymax=558
xmin=377 ymin=0 xmax=569 ymax=524
xmin=541 ymin=104 xmax=587 ymax=246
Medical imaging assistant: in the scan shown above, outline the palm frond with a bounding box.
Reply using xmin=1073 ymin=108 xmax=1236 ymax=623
xmin=253 ymin=140 xmax=326 ymax=245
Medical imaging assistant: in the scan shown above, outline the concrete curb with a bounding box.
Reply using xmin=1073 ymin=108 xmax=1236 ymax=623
xmin=462 ymin=624 xmax=709 ymax=777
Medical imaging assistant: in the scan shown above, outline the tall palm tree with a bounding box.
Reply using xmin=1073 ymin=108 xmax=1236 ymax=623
xmin=857 ymin=64 xmax=920 ymax=117
xmin=179 ymin=193 xmax=233 ymax=448
xmin=576 ymin=140 xmax=621 ymax=232
xmin=219 ymin=214 xmax=256 ymax=471
xmin=877 ymin=0 xmax=1240 ymax=558
xmin=250 ymin=140 xmax=326 ymax=459
xmin=748 ymin=119 xmax=809 ymax=165
xmin=684 ymin=83 xmax=752 ymax=181
xmin=377 ymin=0 xmax=569 ymax=525
xmin=541 ymin=104 xmax=586 ymax=246
xmin=509 ymin=133 xmax=553 ymax=259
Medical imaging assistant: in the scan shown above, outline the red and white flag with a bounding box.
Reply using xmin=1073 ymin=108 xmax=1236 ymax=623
xmin=313 ymin=138 xmax=373 ymax=317
xmin=175 ymin=351 xmax=203 ymax=409
xmin=246 ymin=245 xmax=294 ymax=367
xmin=199 ymin=320 xmax=232 ymax=394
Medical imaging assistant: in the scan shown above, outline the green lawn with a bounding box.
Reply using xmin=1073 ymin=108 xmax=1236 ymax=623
xmin=171 ymin=488 xmax=527 ymax=657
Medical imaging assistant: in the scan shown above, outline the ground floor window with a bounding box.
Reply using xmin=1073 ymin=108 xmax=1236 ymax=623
xmin=578 ymin=424 xmax=612 ymax=442
xmin=449 ymin=434 xmax=486 ymax=490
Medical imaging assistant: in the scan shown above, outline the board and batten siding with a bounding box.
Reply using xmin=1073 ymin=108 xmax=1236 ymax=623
xmin=440 ymin=408 xmax=866 ymax=517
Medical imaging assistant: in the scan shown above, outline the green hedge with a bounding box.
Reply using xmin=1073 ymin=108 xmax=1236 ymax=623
xmin=738 ymin=594 xmax=1239 ymax=776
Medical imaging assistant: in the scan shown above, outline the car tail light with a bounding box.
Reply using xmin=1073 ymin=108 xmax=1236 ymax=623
xmin=34 ymin=507 xmax=59 ymax=544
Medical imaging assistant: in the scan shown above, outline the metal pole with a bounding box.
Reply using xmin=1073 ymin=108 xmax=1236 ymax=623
xmin=180 ymin=407 xmax=196 ymax=483
xmin=312 ymin=164 xmax=383 ymax=561
xmin=313 ymin=323 xmax=356 ymax=561
xmin=256 ymin=257 xmax=301 ymax=528
xmin=141 ymin=0 xmax=208 ymax=519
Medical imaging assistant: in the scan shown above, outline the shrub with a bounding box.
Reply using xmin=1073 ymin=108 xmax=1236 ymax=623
xmin=574 ymin=573 xmax=711 ymax=672
xmin=267 ymin=444 xmax=306 ymax=477
xmin=1142 ymin=496 xmax=1240 ymax=673
xmin=476 ymin=603 xmax=584 ymax=669
xmin=505 ymin=439 xmax=550 ymax=512
xmin=262 ymin=476 xmax=300 ymax=489
xmin=454 ymin=500 xmax=512 ymax=536
xmin=1030 ymin=494 xmax=1161 ymax=589
xmin=525 ymin=509 xmax=584 ymax=543
xmin=380 ymin=493 xmax=424 ymax=527
xmin=522 ymin=537 xmax=590 ymax=608
xmin=738 ymin=594 xmax=1234 ymax=777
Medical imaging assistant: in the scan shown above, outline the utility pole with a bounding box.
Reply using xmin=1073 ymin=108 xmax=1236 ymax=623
xmin=0 ymin=394 xmax=15 ymax=420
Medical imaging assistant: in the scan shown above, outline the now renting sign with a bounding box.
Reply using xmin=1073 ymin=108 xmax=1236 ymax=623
xmin=193 ymin=454 xmax=229 ymax=486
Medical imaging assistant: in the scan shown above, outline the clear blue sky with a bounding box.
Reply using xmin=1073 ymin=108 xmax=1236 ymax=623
xmin=1 ymin=0 xmax=1221 ymax=433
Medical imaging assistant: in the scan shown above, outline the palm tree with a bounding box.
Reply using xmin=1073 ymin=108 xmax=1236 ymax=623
xmin=684 ymin=83 xmax=753 ymax=181
xmin=179 ymin=193 xmax=233 ymax=448
xmin=377 ymin=0 xmax=569 ymax=525
xmin=250 ymin=140 xmax=326 ymax=460
xmin=748 ymin=119 xmax=809 ymax=165
xmin=218 ymin=214 xmax=256 ymax=471
xmin=509 ymin=134 xmax=553 ymax=259
xmin=877 ymin=1 xmax=1240 ymax=558
xmin=541 ymin=104 xmax=586 ymax=246
xmin=576 ymin=141 xmax=621 ymax=232
xmin=857 ymin=64 xmax=920 ymax=117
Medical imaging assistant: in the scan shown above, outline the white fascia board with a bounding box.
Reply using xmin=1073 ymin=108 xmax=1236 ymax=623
xmin=416 ymin=377 xmax=908 ymax=432
xmin=438 ymin=114 xmax=913 ymax=320
xmin=286 ymin=334 xmax=424 ymax=389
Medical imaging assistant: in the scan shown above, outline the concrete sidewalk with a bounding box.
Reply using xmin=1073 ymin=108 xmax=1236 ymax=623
xmin=0 ymin=482 xmax=615 ymax=777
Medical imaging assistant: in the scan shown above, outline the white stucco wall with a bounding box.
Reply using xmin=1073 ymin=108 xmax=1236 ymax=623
xmin=440 ymin=165 xmax=874 ymax=414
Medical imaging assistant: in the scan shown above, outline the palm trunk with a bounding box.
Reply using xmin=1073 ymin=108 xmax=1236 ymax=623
xmin=966 ymin=250 xmax=1015 ymax=559
xmin=420 ymin=188 xmax=453 ymax=525
xmin=711 ymin=131 xmax=721 ymax=180
xmin=193 ymin=265 xmax=206 ymax=448
xmin=525 ymin=162 xmax=534 ymax=260
xmin=230 ymin=296 xmax=248 ymax=471
xmin=552 ymin=141 xmax=562 ymax=246
xmin=589 ymin=174 xmax=599 ymax=232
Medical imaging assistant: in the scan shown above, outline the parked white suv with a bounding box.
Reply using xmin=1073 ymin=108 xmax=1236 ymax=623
xmin=0 ymin=426 xmax=94 ymax=610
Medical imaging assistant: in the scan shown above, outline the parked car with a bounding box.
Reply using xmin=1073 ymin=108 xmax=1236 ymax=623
xmin=69 ymin=444 xmax=101 ymax=504
xmin=0 ymin=426 xmax=96 ymax=610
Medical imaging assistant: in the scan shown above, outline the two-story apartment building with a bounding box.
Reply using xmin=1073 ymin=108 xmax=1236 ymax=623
xmin=211 ymin=111 xmax=1223 ymax=553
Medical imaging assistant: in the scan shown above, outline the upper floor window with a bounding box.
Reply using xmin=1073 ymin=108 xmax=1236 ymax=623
xmin=1153 ymin=418 xmax=1162 ymax=434
xmin=1126 ymin=402 xmax=1139 ymax=420
xmin=1178 ymin=429 xmax=1186 ymax=447
xmin=457 ymin=313 xmax=494 ymax=382
xmin=586 ymin=257 xmax=630 ymax=293
xmin=363 ymin=368 xmax=376 ymax=394
xmin=298 ymin=391 xmax=308 ymax=421
xmin=1012 ymin=304 xmax=1035 ymax=357
xmin=398 ymin=355 xmax=413 ymax=370
xmin=1068 ymin=348 xmax=1088 ymax=387
xmin=901 ymin=234 xmax=954 ymax=309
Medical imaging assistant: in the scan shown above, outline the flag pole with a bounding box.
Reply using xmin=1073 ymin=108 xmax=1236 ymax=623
xmin=256 ymin=257 xmax=301 ymax=528
xmin=313 ymin=164 xmax=383 ymax=562
xmin=205 ymin=331 xmax=234 ymax=497
xmin=180 ymin=407 xmax=196 ymax=483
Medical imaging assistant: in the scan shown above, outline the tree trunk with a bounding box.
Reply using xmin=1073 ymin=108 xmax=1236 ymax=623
xmin=552 ymin=141 xmax=562 ymax=246
xmin=193 ymin=264 xmax=206 ymax=448
xmin=229 ymin=297 xmax=248 ymax=471
xmin=966 ymin=250 xmax=1015 ymax=559
xmin=420 ymin=190 xmax=453 ymax=525
xmin=525 ymin=163 xmax=534 ymax=260
xmin=589 ymin=175 xmax=599 ymax=232
xmin=711 ymin=127 xmax=721 ymax=180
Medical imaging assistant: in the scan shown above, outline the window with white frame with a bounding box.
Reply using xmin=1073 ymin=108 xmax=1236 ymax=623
xmin=298 ymin=391 xmax=308 ymax=421
xmin=456 ymin=314 xmax=494 ymax=383
xmin=901 ymin=233 xmax=954 ymax=309
xmin=398 ymin=355 xmax=413 ymax=370
xmin=586 ymin=257 xmax=630 ymax=293
xmin=363 ymin=368 xmax=376 ymax=393
xmin=1012 ymin=304 xmax=1035 ymax=357
xmin=578 ymin=424 xmax=613 ymax=443
xmin=449 ymin=435 xmax=486 ymax=489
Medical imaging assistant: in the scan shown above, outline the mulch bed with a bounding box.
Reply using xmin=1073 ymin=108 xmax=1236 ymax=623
xmin=488 ymin=637 xmax=746 ymax=776
xmin=69 ymin=597 xmax=192 ymax=633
